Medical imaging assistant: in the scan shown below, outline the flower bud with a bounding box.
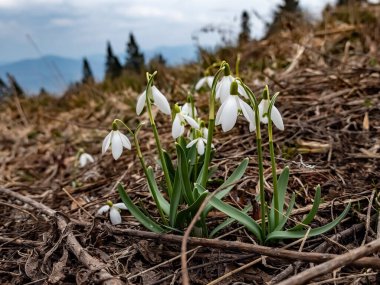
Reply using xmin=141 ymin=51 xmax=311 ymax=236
xmin=230 ymin=80 xmax=239 ymax=96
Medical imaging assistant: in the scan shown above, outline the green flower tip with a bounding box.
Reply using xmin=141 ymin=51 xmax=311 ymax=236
xmin=223 ymin=63 xmax=231 ymax=76
xmin=112 ymin=121 xmax=118 ymax=131
xmin=173 ymin=103 xmax=181 ymax=114
xmin=106 ymin=200 xmax=113 ymax=207
xmin=199 ymin=120 xmax=205 ymax=128
xmin=263 ymin=85 xmax=270 ymax=100
xmin=230 ymin=80 xmax=239 ymax=95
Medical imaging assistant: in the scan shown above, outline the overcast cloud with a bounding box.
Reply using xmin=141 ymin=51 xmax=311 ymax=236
xmin=0 ymin=0 xmax=339 ymax=62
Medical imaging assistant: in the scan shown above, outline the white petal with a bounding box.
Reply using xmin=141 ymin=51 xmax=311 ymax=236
xmin=136 ymin=91 xmax=146 ymax=115
xmin=238 ymin=84 xmax=248 ymax=99
xmin=118 ymin=132 xmax=131 ymax=149
xmin=206 ymin=76 xmax=214 ymax=88
xmin=186 ymin=139 xmax=198 ymax=149
xmin=79 ymin=153 xmax=94 ymax=167
xmin=217 ymin=76 xmax=233 ymax=103
xmin=203 ymin=128 xmax=208 ymax=139
xmin=97 ymin=205 xmax=110 ymax=215
xmin=238 ymin=98 xmax=255 ymax=131
xmin=271 ymin=105 xmax=284 ymax=131
xmin=195 ymin=77 xmax=207 ymax=90
xmin=183 ymin=115 xmax=199 ymax=129
xmin=152 ymin=86 xmax=171 ymax=115
xmin=182 ymin=103 xmax=197 ymax=118
xmin=102 ymin=131 xmax=112 ymax=154
xmin=220 ymin=97 xmax=238 ymax=132
xmin=197 ymin=139 xmax=205 ymax=155
xmin=172 ymin=115 xmax=184 ymax=139
xmin=258 ymin=100 xmax=269 ymax=124
xmin=113 ymin=203 xmax=128 ymax=210
xmin=215 ymin=101 xmax=226 ymax=125
xmin=111 ymin=131 xmax=123 ymax=160
xmin=110 ymin=207 xmax=122 ymax=225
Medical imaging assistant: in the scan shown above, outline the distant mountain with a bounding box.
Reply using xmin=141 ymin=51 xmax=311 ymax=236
xmin=0 ymin=45 xmax=197 ymax=95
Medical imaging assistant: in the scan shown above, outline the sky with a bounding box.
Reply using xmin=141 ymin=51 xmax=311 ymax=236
xmin=0 ymin=0 xmax=340 ymax=63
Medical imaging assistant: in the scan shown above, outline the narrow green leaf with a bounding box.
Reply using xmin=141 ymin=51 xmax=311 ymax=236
xmin=176 ymin=191 xmax=208 ymax=227
xmin=210 ymin=205 xmax=252 ymax=238
xmin=274 ymin=192 xmax=296 ymax=232
xmin=269 ymin=166 xmax=289 ymax=231
xmin=289 ymin=186 xmax=321 ymax=231
xmin=204 ymin=158 xmax=249 ymax=214
xmin=266 ymin=203 xmax=351 ymax=241
xmin=176 ymin=143 xmax=194 ymax=204
xmin=162 ymin=150 xmax=175 ymax=184
xmin=117 ymin=184 xmax=165 ymax=233
xmin=195 ymin=183 xmax=263 ymax=243
xmin=146 ymin=167 xmax=170 ymax=216
xmin=169 ymin=166 xmax=182 ymax=226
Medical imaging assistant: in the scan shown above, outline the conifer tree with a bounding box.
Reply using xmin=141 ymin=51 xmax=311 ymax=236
xmin=105 ymin=41 xmax=122 ymax=79
xmin=7 ymin=73 xmax=24 ymax=96
xmin=0 ymin=77 xmax=10 ymax=97
xmin=238 ymin=10 xmax=251 ymax=45
xmin=125 ymin=33 xmax=145 ymax=73
xmin=82 ymin=57 xmax=94 ymax=84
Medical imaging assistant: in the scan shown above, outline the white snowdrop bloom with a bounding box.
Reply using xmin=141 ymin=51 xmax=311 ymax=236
xmin=195 ymin=76 xmax=214 ymax=90
xmin=258 ymin=99 xmax=284 ymax=131
xmin=186 ymin=137 xmax=207 ymax=155
xmin=79 ymin=152 xmax=94 ymax=168
xmin=97 ymin=201 xmax=128 ymax=225
xmin=181 ymin=102 xmax=197 ymax=118
xmin=172 ymin=105 xmax=200 ymax=139
xmin=102 ymin=130 xmax=131 ymax=160
xmin=136 ymin=85 xmax=171 ymax=115
xmin=216 ymin=81 xmax=255 ymax=132
xmin=216 ymin=75 xmax=248 ymax=103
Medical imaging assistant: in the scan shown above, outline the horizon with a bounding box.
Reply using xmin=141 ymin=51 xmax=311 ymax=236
xmin=0 ymin=0 xmax=338 ymax=63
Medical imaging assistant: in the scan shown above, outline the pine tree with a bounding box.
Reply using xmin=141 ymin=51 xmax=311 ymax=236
xmin=7 ymin=73 xmax=24 ymax=96
xmin=238 ymin=10 xmax=251 ymax=45
xmin=125 ymin=33 xmax=145 ymax=73
xmin=0 ymin=77 xmax=10 ymax=97
xmin=82 ymin=57 xmax=94 ymax=84
xmin=105 ymin=41 xmax=122 ymax=79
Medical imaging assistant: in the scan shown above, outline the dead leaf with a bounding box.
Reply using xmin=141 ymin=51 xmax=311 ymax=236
xmin=48 ymin=248 xmax=68 ymax=284
xmin=363 ymin=112 xmax=369 ymax=131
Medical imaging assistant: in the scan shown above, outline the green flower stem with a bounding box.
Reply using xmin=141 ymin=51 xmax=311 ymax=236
xmin=133 ymin=133 xmax=168 ymax=225
xmin=268 ymin=116 xmax=279 ymax=226
xmin=243 ymin=83 xmax=266 ymax=237
xmin=200 ymin=66 xmax=226 ymax=188
xmin=145 ymin=76 xmax=174 ymax=198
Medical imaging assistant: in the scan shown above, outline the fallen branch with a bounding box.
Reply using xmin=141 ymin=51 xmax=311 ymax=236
xmin=278 ymin=238 xmax=380 ymax=285
xmin=107 ymin=226 xmax=380 ymax=270
xmin=0 ymin=187 xmax=123 ymax=285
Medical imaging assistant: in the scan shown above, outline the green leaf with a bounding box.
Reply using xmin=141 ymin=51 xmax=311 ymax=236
xmin=176 ymin=143 xmax=194 ymax=204
xmin=210 ymin=205 xmax=252 ymax=238
xmin=274 ymin=192 xmax=296 ymax=232
xmin=162 ymin=150 xmax=175 ymax=184
xmin=176 ymin=191 xmax=208 ymax=227
xmin=266 ymin=202 xmax=351 ymax=241
xmin=289 ymin=186 xmax=321 ymax=231
xmin=146 ymin=167 xmax=170 ymax=216
xmin=117 ymin=184 xmax=165 ymax=233
xmin=269 ymin=166 xmax=289 ymax=231
xmin=169 ymin=166 xmax=182 ymax=227
xmin=204 ymin=158 xmax=249 ymax=214
xmin=195 ymin=183 xmax=263 ymax=243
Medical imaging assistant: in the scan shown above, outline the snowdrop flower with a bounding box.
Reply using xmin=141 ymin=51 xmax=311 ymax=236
xmin=97 ymin=200 xmax=128 ymax=225
xmin=136 ymin=85 xmax=171 ymax=115
xmin=216 ymin=81 xmax=255 ymax=132
xmin=172 ymin=104 xmax=200 ymax=139
xmin=186 ymin=123 xmax=211 ymax=155
xmin=258 ymin=92 xmax=284 ymax=131
xmin=215 ymin=66 xmax=248 ymax=103
xmin=195 ymin=76 xmax=214 ymax=90
xmin=102 ymin=124 xmax=131 ymax=160
xmin=181 ymin=101 xmax=197 ymax=118
xmin=79 ymin=152 xmax=94 ymax=168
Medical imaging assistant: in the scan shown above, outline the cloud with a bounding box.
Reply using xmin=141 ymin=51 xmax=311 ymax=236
xmin=50 ymin=17 xmax=75 ymax=27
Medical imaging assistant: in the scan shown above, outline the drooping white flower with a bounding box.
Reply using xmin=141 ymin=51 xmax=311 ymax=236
xmin=136 ymin=85 xmax=171 ymax=115
xmin=216 ymin=81 xmax=255 ymax=132
xmin=97 ymin=201 xmax=128 ymax=225
xmin=181 ymin=102 xmax=197 ymax=118
xmin=102 ymin=129 xmax=131 ymax=160
xmin=79 ymin=152 xmax=94 ymax=168
xmin=258 ymin=99 xmax=284 ymax=131
xmin=216 ymin=75 xmax=248 ymax=103
xmin=195 ymin=76 xmax=214 ymax=90
xmin=172 ymin=104 xmax=200 ymax=139
xmin=186 ymin=137 xmax=208 ymax=155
